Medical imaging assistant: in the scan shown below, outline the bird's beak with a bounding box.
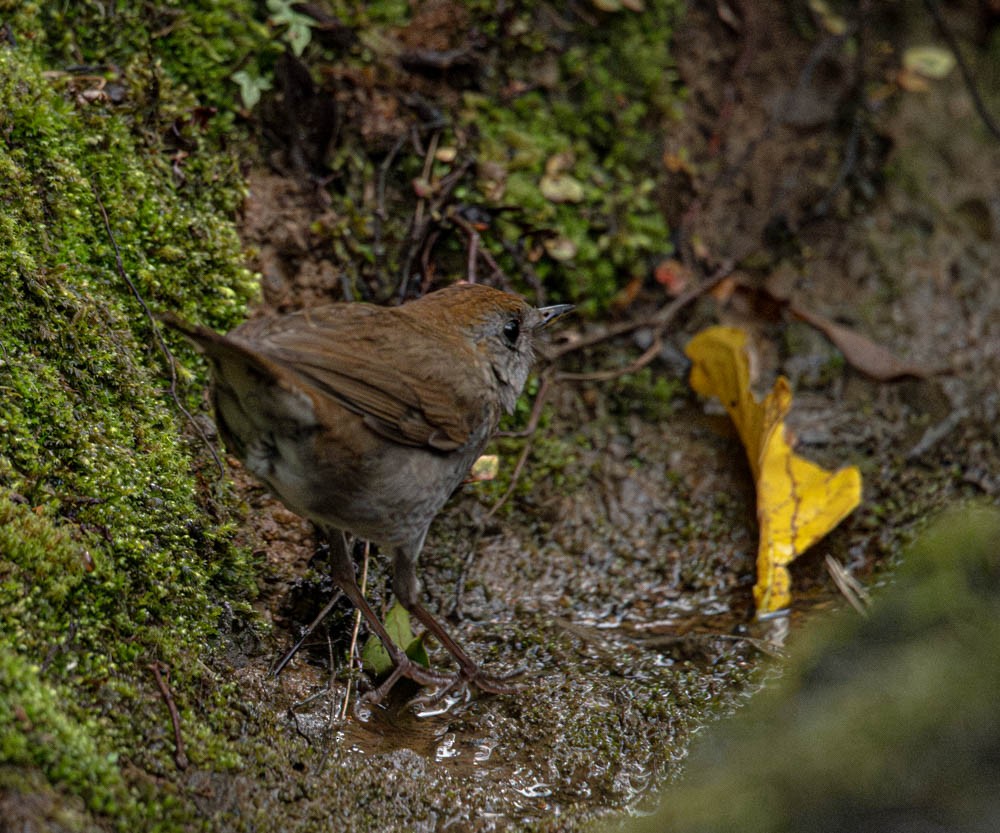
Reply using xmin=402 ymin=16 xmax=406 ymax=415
xmin=538 ymin=303 xmax=574 ymax=328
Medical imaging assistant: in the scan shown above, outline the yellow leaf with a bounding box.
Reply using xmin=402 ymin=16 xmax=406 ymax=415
xmin=539 ymin=172 xmax=585 ymax=204
xmin=686 ymin=326 xmax=862 ymax=615
xmin=808 ymin=0 xmax=848 ymax=35
xmin=543 ymin=235 xmax=579 ymax=261
xmin=466 ymin=453 xmax=500 ymax=483
xmin=903 ymin=45 xmax=956 ymax=80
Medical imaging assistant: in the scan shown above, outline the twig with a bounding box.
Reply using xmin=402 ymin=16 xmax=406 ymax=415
xmin=397 ymin=158 xmax=474 ymax=299
xmin=374 ymin=133 xmax=409 ymax=288
xmin=413 ymin=129 xmax=441 ymax=233
xmin=922 ymin=0 xmax=1000 ymax=142
xmin=813 ymin=1 xmax=870 ymax=219
xmin=548 ymin=261 xmax=734 ymax=380
xmin=338 ymin=541 xmax=370 ymax=720
xmin=483 ymin=434 xmax=536 ymax=524
xmin=271 ymin=587 xmax=345 ymax=677
xmin=812 ymin=106 xmax=863 ymax=218
xmin=450 ymin=212 xmax=509 ymax=286
xmin=555 ymin=332 xmax=664 ymax=383
xmin=497 ymin=375 xmax=552 ymax=439
xmin=147 ymin=662 xmax=189 ymax=770
xmin=498 ymin=235 xmax=546 ymax=307
xmin=825 ymin=555 xmax=871 ymax=617
xmin=466 ymin=221 xmax=479 ymax=281
xmin=94 ymin=191 xmax=224 ymax=477
xmin=286 ymin=700 xmax=317 ymax=745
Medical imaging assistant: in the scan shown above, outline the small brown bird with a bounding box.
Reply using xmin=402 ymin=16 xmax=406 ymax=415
xmin=165 ymin=283 xmax=571 ymax=703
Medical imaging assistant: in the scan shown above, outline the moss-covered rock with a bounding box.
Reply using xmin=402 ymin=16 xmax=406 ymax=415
xmin=0 ymin=7 xmax=267 ymax=828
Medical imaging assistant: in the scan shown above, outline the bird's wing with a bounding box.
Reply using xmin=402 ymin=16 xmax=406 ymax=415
xmin=265 ymin=325 xmax=484 ymax=450
xmin=177 ymin=308 xmax=484 ymax=451
xmin=160 ymin=313 xmax=320 ymax=455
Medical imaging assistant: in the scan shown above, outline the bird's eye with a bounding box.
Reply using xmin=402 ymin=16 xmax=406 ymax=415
xmin=502 ymin=318 xmax=521 ymax=347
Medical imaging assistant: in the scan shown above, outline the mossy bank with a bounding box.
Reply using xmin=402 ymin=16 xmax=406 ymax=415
xmin=0 ymin=3 xmax=266 ymax=828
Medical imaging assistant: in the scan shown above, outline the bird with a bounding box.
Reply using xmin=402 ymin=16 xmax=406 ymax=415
xmin=163 ymin=282 xmax=572 ymax=704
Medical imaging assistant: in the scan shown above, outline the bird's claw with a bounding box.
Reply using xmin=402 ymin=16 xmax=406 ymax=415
xmin=408 ymin=663 xmax=529 ymax=710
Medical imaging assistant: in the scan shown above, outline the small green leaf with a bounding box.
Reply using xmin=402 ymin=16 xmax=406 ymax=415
xmin=232 ymin=70 xmax=272 ymax=110
xmin=361 ymin=602 xmax=430 ymax=677
xmin=266 ymin=0 xmax=316 ymax=56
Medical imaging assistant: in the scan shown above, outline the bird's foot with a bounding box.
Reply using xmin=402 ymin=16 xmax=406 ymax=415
xmin=355 ymin=656 xmax=452 ymax=715
xmin=355 ymin=656 xmax=528 ymax=718
xmin=462 ymin=663 xmax=528 ymax=695
xmin=410 ymin=663 xmax=528 ymax=708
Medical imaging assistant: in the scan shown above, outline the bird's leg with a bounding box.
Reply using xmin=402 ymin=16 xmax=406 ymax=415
xmin=321 ymin=531 xmax=451 ymax=702
xmin=393 ymin=546 xmax=525 ymax=698
xmin=407 ymin=601 xmax=525 ymax=696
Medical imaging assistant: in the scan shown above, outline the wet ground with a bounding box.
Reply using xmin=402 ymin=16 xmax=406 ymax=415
xmin=202 ymin=4 xmax=999 ymax=831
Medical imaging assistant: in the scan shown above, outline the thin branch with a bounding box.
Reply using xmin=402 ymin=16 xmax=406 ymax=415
xmin=922 ymin=0 xmax=1000 ymax=142
xmin=497 ymin=375 xmax=552 ymax=439
xmin=825 ymin=555 xmax=871 ymax=617
xmin=450 ymin=212 xmax=510 ymax=286
xmin=554 ymin=332 xmax=664 ymax=383
xmin=147 ymin=662 xmax=188 ymax=770
xmin=271 ymin=587 xmax=345 ymax=677
xmin=483 ymin=435 xmax=535 ymax=525
xmin=546 ymin=261 xmax=734 ymax=379
xmin=338 ymin=541 xmax=370 ymax=721
xmin=373 ymin=133 xmax=409 ymax=289
xmin=498 ymin=235 xmax=546 ymax=307
xmin=397 ymin=158 xmax=474 ymax=299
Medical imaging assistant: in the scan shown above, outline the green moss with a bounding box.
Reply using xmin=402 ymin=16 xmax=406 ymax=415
xmin=0 ymin=9 xmax=267 ymax=828
xmin=0 ymin=645 xmax=123 ymax=816
xmin=10 ymin=0 xmax=276 ymax=117
xmin=609 ymin=368 xmax=684 ymax=420
xmin=462 ymin=1 xmax=684 ymax=313
xmin=293 ymin=1 xmax=683 ymax=312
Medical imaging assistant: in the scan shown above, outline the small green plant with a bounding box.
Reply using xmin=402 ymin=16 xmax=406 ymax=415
xmin=266 ymin=0 xmax=316 ymax=56
xmin=460 ymin=1 xmax=685 ymax=313
xmin=232 ymin=68 xmax=273 ymax=109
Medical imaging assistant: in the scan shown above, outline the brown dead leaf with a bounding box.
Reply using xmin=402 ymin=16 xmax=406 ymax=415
xmin=789 ymin=302 xmax=929 ymax=381
xmin=896 ymin=68 xmax=931 ymax=93
xmin=710 ymin=274 xmax=739 ymax=304
xmin=610 ymin=275 xmax=644 ymax=312
xmin=654 ymin=258 xmax=692 ymax=296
